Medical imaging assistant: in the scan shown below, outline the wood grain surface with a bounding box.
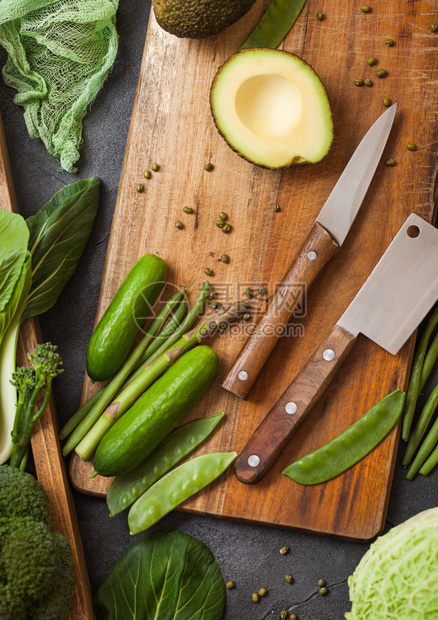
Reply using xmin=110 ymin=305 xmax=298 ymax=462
xmin=0 ymin=114 xmax=94 ymax=619
xmin=70 ymin=1 xmax=437 ymax=540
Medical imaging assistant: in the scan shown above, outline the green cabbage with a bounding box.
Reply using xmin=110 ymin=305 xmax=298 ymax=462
xmin=346 ymin=508 xmax=438 ymax=619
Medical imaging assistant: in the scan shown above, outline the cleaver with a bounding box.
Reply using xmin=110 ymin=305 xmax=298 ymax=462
xmin=234 ymin=213 xmax=438 ymax=484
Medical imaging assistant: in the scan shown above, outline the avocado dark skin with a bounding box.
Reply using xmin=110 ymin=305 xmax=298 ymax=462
xmin=153 ymin=0 xmax=256 ymax=39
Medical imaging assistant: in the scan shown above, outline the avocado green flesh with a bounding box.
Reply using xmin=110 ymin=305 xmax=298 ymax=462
xmin=153 ymin=0 xmax=256 ymax=39
xmin=211 ymin=49 xmax=333 ymax=169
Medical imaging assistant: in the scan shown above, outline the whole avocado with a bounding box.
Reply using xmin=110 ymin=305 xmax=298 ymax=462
xmin=153 ymin=0 xmax=256 ymax=38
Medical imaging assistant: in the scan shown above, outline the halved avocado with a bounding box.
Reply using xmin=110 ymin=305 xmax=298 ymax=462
xmin=210 ymin=48 xmax=333 ymax=169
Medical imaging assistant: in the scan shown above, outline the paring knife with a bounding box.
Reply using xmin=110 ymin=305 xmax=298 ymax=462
xmin=235 ymin=214 xmax=438 ymax=484
xmin=221 ymin=105 xmax=398 ymax=399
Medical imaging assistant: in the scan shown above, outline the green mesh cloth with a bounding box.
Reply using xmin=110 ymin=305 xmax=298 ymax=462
xmin=0 ymin=0 xmax=119 ymax=172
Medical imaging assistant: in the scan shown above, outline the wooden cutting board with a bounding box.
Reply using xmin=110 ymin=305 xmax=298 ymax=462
xmin=70 ymin=0 xmax=438 ymax=540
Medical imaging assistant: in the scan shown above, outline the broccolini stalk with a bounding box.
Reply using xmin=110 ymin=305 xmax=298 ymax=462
xmin=10 ymin=343 xmax=63 ymax=470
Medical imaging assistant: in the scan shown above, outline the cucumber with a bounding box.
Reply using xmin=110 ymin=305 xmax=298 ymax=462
xmin=86 ymin=254 xmax=167 ymax=381
xmin=93 ymin=345 xmax=220 ymax=476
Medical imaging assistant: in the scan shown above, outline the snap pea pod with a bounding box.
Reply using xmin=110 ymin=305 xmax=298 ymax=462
xmin=407 ymin=386 xmax=438 ymax=479
xmin=283 ymin=391 xmax=405 ymax=486
xmin=403 ymin=305 xmax=438 ymax=440
xmin=402 ymin=384 xmax=438 ymax=467
xmin=107 ymin=413 xmax=224 ymax=516
xmin=62 ymin=288 xmax=186 ymax=455
xmin=239 ymin=0 xmax=307 ymax=51
xmin=128 ymin=452 xmax=236 ymax=534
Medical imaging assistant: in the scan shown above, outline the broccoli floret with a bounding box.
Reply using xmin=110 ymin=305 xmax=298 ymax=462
xmin=0 ymin=469 xmax=76 ymax=620
xmin=0 ymin=465 xmax=50 ymax=524
xmin=27 ymin=533 xmax=76 ymax=620
xmin=0 ymin=517 xmax=57 ymax=618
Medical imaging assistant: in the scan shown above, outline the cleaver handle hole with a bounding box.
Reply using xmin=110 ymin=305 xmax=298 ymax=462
xmin=407 ymin=225 xmax=420 ymax=238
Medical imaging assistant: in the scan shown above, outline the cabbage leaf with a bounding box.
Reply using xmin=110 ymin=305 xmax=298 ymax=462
xmin=346 ymin=507 xmax=438 ymax=619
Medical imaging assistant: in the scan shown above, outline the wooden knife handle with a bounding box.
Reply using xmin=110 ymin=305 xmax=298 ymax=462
xmin=234 ymin=324 xmax=357 ymax=484
xmin=221 ymin=222 xmax=339 ymax=399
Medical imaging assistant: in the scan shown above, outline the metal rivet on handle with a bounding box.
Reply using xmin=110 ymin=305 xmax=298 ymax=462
xmin=248 ymin=455 xmax=260 ymax=467
xmin=285 ymin=402 xmax=298 ymax=415
xmin=307 ymin=250 xmax=318 ymax=261
xmin=238 ymin=370 xmax=248 ymax=381
xmin=323 ymin=348 xmax=336 ymax=361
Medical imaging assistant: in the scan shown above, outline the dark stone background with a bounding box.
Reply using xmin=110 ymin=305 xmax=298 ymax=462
xmin=0 ymin=2 xmax=436 ymax=618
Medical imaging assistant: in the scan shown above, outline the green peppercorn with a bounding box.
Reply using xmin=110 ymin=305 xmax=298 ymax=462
xmin=258 ymin=286 xmax=266 ymax=295
xmin=252 ymin=592 xmax=259 ymax=603
xmin=407 ymin=143 xmax=417 ymax=151
xmin=279 ymin=546 xmax=289 ymax=555
xmin=258 ymin=588 xmax=268 ymax=597
xmin=361 ymin=5 xmax=371 ymax=13
xmin=183 ymin=206 xmax=194 ymax=214
xmin=216 ymin=220 xmax=225 ymax=228
xmin=316 ymin=10 xmax=325 ymax=20
xmin=136 ymin=183 xmax=143 ymax=192
xmin=204 ymin=268 xmax=214 ymax=277
xmin=226 ymin=581 xmax=234 ymax=590
xmin=222 ymin=223 xmax=232 ymax=233
xmin=319 ymin=587 xmax=328 ymax=596
xmin=143 ymin=170 xmax=151 ymax=179
xmin=210 ymin=301 xmax=219 ymax=309
xmin=175 ymin=220 xmax=184 ymax=229
xmin=245 ymin=287 xmax=253 ymax=298
xmin=273 ymin=204 xmax=281 ymax=212
xmin=354 ymin=79 xmax=364 ymax=86
xmin=385 ymin=158 xmax=396 ymax=167
xmin=382 ymin=97 xmax=391 ymax=107
xmin=431 ymin=24 xmax=437 ymax=32
xmin=285 ymin=574 xmax=293 ymax=584
xmin=280 ymin=612 xmax=288 ymax=620
xmin=364 ymin=78 xmax=373 ymax=86
xmin=204 ymin=163 xmax=214 ymax=171
xmin=367 ymin=56 xmax=377 ymax=66
xmin=317 ymin=579 xmax=326 ymax=587
xmin=221 ymin=254 xmax=230 ymax=264
xmin=385 ymin=38 xmax=395 ymax=46
xmin=219 ymin=212 xmax=228 ymax=221
xmin=151 ymin=163 xmax=159 ymax=172
xmin=264 ymin=295 xmax=271 ymax=302
xmin=242 ymin=312 xmax=250 ymax=321
xmin=290 ymin=615 xmax=297 ymax=620
xmin=376 ymin=68 xmax=388 ymax=78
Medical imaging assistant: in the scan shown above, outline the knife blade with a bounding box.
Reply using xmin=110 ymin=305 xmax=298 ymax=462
xmin=234 ymin=214 xmax=438 ymax=484
xmin=221 ymin=105 xmax=398 ymax=399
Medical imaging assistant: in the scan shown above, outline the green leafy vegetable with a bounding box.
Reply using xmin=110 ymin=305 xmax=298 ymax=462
xmin=0 ymin=177 xmax=100 ymax=465
xmin=0 ymin=247 xmax=32 ymax=464
xmin=23 ymin=177 xmax=100 ymax=321
xmin=0 ymin=210 xmax=29 ymax=315
xmin=94 ymin=531 xmax=226 ymax=620
xmin=345 ymin=507 xmax=438 ymax=619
